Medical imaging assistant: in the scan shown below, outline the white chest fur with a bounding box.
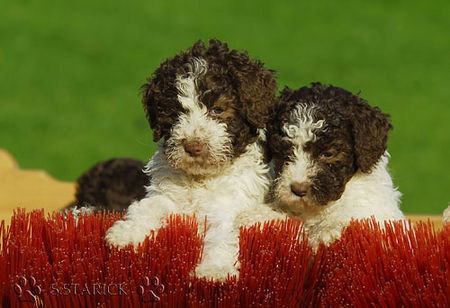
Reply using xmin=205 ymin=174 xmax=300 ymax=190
xmin=291 ymin=154 xmax=404 ymax=249
xmin=105 ymin=141 xmax=282 ymax=281
xmin=145 ymin=142 xmax=269 ymax=214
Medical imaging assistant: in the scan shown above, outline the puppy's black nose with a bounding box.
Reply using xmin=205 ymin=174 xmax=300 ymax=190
xmin=184 ymin=141 xmax=204 ymax=157
xmin=290 ymin=182 xmax=310 ymax=197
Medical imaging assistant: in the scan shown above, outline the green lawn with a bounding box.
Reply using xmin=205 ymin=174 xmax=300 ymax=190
xmin=1 ymin=0 xmax=449 ymax=214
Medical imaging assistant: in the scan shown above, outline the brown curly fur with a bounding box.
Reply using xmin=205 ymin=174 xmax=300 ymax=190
xmin=141 ymin=39 xmax=277 ymax=158
xmin=66 ymin=158 xmax=148 ymax=212
xmin=268 ymin=82 xmax=392 ymax=205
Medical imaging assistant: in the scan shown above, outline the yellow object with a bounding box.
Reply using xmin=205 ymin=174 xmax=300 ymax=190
xmin=0 ymin=149 xmax=76 ymax=224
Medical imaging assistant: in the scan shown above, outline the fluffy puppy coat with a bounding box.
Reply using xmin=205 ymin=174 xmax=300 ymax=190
xmin=267 ymin=83 xmax=404 ymax=249
xmin=105 ymin=39 xmax=285 ymax=280
xmin=66 ymin=158 xmax=147 ymax=212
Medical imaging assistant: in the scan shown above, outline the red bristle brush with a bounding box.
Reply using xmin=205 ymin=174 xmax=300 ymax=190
xmin=0 ymin=209 xmax=204 ymax=307
xmin=308 ymin=218 xmax=449 ymax=307
xmin=1 ymin=209 xmax=449 ymax=307
xmin=185 ymin=218 xmax=313 ymax=307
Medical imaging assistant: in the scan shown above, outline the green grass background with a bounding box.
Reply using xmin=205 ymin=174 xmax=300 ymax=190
xmin=1 ymin=0 xmax=448 ymax=213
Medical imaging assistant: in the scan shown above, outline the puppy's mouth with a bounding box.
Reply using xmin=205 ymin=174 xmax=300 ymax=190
xmin=275 ymin=181 xmax=330 ymax=212
xmin=164 ymin=140 xmax=232 ymax=176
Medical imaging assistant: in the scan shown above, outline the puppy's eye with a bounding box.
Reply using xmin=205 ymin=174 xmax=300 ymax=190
xmin=320 ymin=152 xmax=333 ymax=159
xmin=210 ymin=107 xmax=224 ymax=115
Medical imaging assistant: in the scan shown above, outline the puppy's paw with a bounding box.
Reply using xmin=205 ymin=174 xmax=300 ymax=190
xmin=105 ymin=220 xmax=151 ymax=249
xmin=194 ymin=261 xmax=239 ymax=282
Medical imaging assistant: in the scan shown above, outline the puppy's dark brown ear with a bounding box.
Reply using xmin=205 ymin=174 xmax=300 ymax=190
xmin=141 ymin=40 xmax=208 ymax=142
xmin=141 ymin=71 xmax=183 ymax=142
xmin=141 ymin=79 xmax=163 ymax=142
xmin=228 ymin=51 xmax=278 ymax=129
xmin=242 ymin=67 xmax=278 ymax=129
xmin=141 ymin=57 xmax=191 ymax=142
xmin=349 ymin=99 xmax=393 ymax=173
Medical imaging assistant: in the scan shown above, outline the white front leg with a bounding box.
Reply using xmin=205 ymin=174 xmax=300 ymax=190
xmin=105 ymin=194 xmax=178 ymax=248
xmin=195 ymin=217 xmax=240 ymax=281
xmin=194 ymin=197 xmax=241 ymax=281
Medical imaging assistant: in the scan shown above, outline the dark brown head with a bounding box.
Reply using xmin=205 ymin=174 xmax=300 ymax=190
xmin=67 ymin=158 xmax=148 ymax=212
xmin=141 ymin=39 xmax=277 ymax=176
xmin=267 ymin=82 xmax=392 ymax=210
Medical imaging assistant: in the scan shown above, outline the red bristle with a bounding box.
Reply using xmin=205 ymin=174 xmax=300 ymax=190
xmin=2 ymin=209 xmax=449 ymax=307
xmin=236 ymin=218 xmax=313 ymax=306
xmin=0 ymin=209 xmax=204 ymax=307
xmin=315 ymin=218 xmax=450 ymax=307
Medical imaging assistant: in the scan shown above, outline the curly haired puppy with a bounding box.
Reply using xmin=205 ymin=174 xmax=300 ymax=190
xmin=267 ymin=83 xmax=404 ymax=249
xmin=106 ymin=39 xmax=285 ymax=280
xmin=65 ymin=158 xmax=147 ymax=212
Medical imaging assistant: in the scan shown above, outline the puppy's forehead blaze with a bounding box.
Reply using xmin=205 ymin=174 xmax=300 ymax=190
xmin=175 ymin=57 xmax=236 ymax=114
xmin=174 ymin=58 xmax=208 ymax=112
xmin=282 ymin=103 xmax=325 ymax=147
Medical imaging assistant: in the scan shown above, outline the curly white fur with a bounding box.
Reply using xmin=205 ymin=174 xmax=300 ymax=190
xmin=106 ymin=141 xmax=285 ymax=280
xmin=106 ymin=60 xmax=284 ymax=280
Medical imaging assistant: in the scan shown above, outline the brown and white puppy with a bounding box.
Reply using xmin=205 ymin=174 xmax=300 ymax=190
xmin=106 ymin=39 xmax=285 ymax=280
xmin=268 ymin=83 xmax=404 ymax=249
